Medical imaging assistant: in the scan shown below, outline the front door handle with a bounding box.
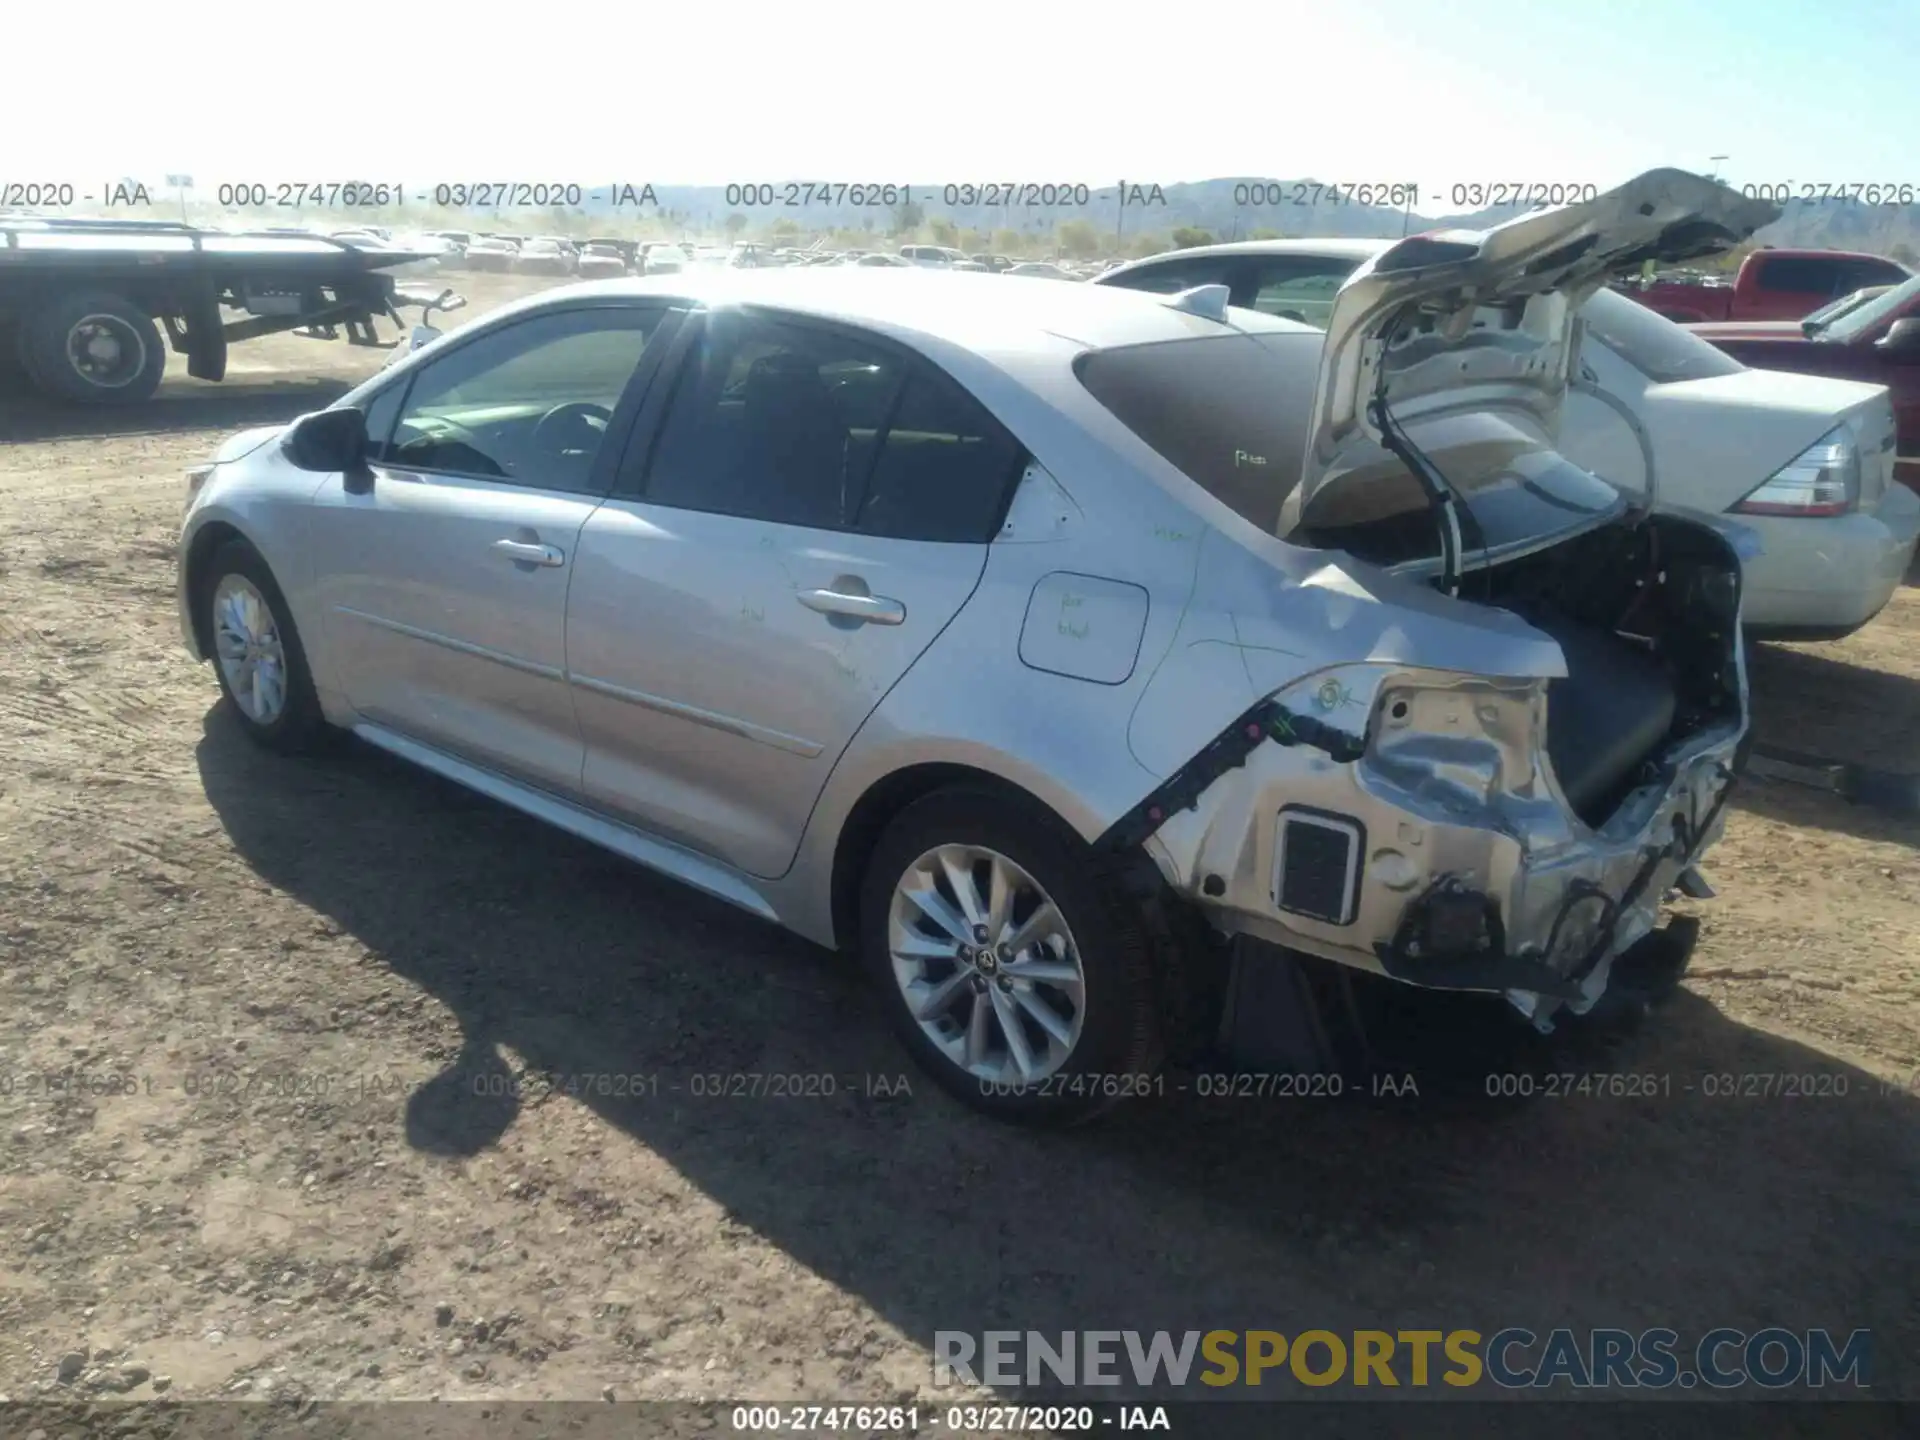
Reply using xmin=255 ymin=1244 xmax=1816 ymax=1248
xmin=492 ymin=539 xmax=565 ymax=568
xmin=797 ymin=588 xmax=906 ymax=626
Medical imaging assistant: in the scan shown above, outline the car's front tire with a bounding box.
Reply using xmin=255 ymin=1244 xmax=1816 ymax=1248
xmin=859 ymin=786 xmax=1166 ymax=1125
xmin=199 ymin=539 xmax=327 ymax=753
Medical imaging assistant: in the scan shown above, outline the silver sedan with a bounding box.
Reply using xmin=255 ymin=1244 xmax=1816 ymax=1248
xmin=178 ymin=171 xmax=1768 ymax=1123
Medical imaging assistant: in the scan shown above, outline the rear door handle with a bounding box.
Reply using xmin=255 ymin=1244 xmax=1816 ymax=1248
xmin=492 ymin=539 xmax=566 ymax=568
xmin=797 ymin=588 xmax=906 ymax=625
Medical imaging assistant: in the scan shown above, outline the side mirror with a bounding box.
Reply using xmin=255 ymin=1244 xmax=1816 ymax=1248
xmin=283 ymin=407 xmax=369 ymax=480
xmin=1874 ymin=316 xmax=1920 ymax=357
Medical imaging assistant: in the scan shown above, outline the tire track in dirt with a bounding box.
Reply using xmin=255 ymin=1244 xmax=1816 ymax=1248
xmin=0 ymin=445 xmax=237 ymax=901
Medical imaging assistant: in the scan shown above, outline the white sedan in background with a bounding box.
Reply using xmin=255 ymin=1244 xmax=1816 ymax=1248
xmin=458 ymin=237 xmax=519 ymax=273
xmin=576 ymin=242 xmax=630 ymax=279
xmin=640 ymin=244 xmax=691 ymax=275
xmin=1005 ymin=262 xmax=1078 ymax=280
xmin=1098 ymin=239 xmax=1920 ymax=638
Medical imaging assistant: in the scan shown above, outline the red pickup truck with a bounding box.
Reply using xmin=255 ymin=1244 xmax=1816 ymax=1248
xmin=1691 ymin=274 xmax=1920 ymax=492
xmin=1615 ymin=247 xmax=1912 ymax=323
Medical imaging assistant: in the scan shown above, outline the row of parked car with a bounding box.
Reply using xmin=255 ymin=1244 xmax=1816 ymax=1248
xmin=412 ymin=233 xmax=699 ymax=278
xmin=847 ymin=246 xmax=1118 ymax=279
xmin=365 ymin=228 xmax=1123 ymax=281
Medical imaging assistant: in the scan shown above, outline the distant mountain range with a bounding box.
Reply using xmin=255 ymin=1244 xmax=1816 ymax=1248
xmin=571 ymin=179 xmax=1920 ymax=258
xmin=56 ymin=176 xmax=1920 ymax=260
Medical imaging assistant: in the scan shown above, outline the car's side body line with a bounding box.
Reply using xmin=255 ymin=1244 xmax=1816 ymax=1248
xmin=333 ymin=605 xmax=568 ymax=683
xmin=567 ymin=671 xmax=827 ymax=758
xmin=350 ymin=721 xmax=783 ymax=923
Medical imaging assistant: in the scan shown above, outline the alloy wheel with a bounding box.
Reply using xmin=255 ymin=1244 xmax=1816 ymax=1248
xmin=886 ymin=844 xmax=1086 ymax=1084
xmin=211 ymin=574 xmax=289 ymax=725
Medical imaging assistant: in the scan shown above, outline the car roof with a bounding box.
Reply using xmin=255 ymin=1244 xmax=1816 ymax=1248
xmin=510 ymin=268 xmax=1319 ymax=355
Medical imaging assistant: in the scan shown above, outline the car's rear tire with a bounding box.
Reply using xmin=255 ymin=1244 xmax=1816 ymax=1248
xmin=22 ymin=290 xmax=167 ymax=404
xmin=859 ymin=786 xmax=1165 ymax=1125
xmin=199 ymin=539 xmax=328 ymax=754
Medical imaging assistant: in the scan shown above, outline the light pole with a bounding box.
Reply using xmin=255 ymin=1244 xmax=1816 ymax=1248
xmin=1707 ymin=155 xmax=1729 ymax=182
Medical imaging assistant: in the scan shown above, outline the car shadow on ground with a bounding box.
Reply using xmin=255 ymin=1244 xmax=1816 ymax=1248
xmin=1732 ymin=772 xmax=1920 ymax=852
xmin=1741 ymin=641 xmax=1920 ymax=844
xmin=0 ymin=378 xmax=353 ymax=444
xmin=193 ymin=710 xmax=1920 ymax=1428
xmin=1747 ymin=642 xmax=1918 ymax=772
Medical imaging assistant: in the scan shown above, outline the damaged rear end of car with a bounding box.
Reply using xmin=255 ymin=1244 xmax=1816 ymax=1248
xmin=1111 ymin=522 xmax=1747 ymax=1040
xmin=1107 ymin=171 xmax=1777 ymax=1053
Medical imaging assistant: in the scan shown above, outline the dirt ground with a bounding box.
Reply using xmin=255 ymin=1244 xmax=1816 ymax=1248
xmin=0 ymin=269 xmax=1916 ymax=1433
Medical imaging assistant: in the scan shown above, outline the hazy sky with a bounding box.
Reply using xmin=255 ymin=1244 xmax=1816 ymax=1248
xmin=8 ymin=0 xmax=1914 ymax=195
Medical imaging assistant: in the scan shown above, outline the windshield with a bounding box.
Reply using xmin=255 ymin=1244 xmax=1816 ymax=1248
xmin=1578 ymin=289 xmax=1746 ymax=383
xmin=1819 ymin=274 xmax=1920 ymax=343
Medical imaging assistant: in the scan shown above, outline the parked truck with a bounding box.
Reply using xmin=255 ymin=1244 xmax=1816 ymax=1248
xmin=1614 ymin=247 xmax=1912 ymax=324
xmin=1691 ymin=273 xmax=1920 ymax=493
xmin=0 ymin=216 xmax=454 ymax=405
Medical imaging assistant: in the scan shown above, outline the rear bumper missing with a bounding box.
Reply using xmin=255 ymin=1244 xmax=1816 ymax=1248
xmin=1216 ymin=915 xmax=1702 ymax=1075
xmin=1129 ymin=662 xmax=1743 ymax=1029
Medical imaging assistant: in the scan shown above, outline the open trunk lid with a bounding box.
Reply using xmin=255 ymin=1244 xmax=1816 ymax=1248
xmin=1277 ymin=169 xmax=1778 ymax=578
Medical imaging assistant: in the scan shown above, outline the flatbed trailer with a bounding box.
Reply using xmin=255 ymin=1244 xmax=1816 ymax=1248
xmin=0 ymin=216 xmax=455 ymax=404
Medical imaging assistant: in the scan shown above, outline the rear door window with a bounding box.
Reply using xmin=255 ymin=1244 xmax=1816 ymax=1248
xmin=854 ymin=370 xmax=1028 ymax=542
xmin=638 ymin=312 xmax=902 ymax=529
xmin=634 ymin=310 xmax=1026 ymax=541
